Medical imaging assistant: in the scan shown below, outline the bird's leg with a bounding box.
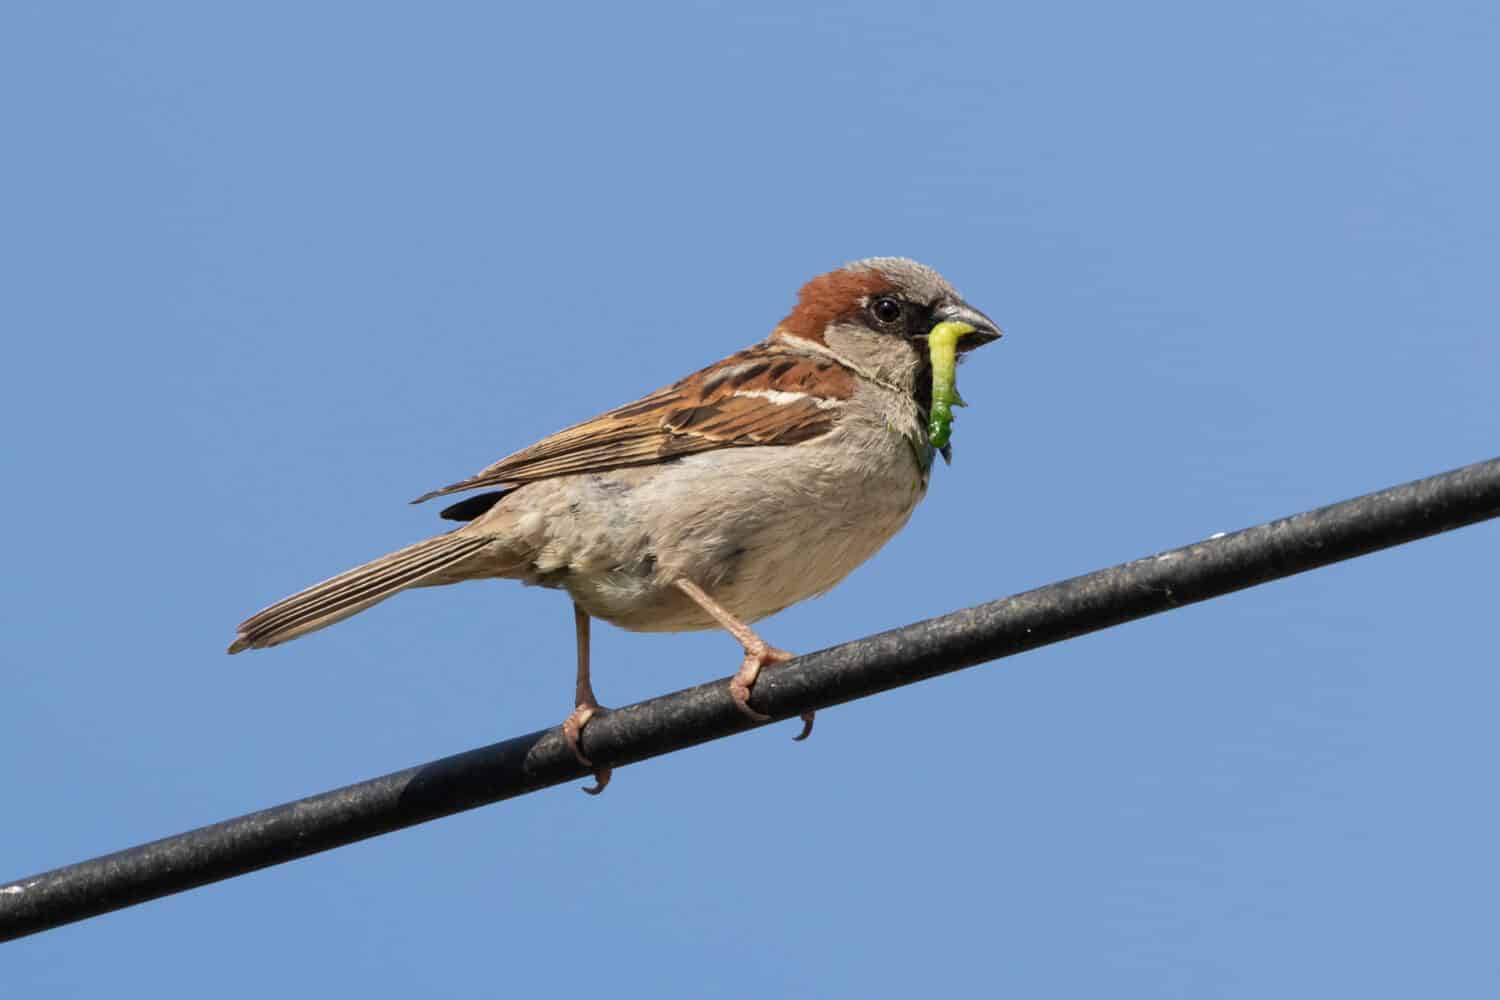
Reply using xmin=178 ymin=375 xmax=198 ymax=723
xmin=561 ymin=602 xmax=612 ymax=795
xmin=672 ymin=578 xmax=815 ymax=740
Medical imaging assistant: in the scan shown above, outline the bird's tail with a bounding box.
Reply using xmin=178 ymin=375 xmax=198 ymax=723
xmin=228 ymin=532 xmax=494 ymax=653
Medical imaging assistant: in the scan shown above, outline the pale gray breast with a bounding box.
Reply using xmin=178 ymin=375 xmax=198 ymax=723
xmin=484 ymin=382 xmax=931 ymax=633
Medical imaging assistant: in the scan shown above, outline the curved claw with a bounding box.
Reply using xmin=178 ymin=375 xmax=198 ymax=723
xmin=563 ymin=704 xmax=613 ymax=795
xmin=793 ymin=712 xmax=815 ymax=741
xmin=730 ymin=678 xmax=772 ymax=722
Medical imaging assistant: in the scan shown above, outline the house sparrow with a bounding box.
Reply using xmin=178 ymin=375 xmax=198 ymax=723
xmin=229 ymin=258 xmax=1001 ymax=792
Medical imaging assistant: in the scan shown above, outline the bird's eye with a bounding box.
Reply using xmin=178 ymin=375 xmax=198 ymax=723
xmin=870 ymin=297 xmax=903 ymax=324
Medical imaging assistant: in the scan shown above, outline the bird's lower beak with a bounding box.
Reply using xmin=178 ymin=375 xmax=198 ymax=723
xmin=936 ymin=302 xmax=1003 ymax=351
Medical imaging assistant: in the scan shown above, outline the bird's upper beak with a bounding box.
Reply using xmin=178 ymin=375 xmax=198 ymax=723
xmin=935 ymin=301 xmax=1003 ymax=351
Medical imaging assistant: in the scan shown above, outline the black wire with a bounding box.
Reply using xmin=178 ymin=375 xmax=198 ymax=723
xmin=4 ymin=455 xmax=1499 ymax=942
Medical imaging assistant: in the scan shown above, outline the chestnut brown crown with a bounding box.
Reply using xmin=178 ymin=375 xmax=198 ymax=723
xmin=777 ymin=257 xmax=1001 ymax=351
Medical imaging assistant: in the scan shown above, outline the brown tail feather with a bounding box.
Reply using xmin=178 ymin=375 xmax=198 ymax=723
xmin=228 ymin=533 xmax=493 ymax=653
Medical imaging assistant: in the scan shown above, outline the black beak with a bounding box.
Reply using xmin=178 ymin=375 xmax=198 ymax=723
xmin=934 ymin=301 xmax=1003 ymax=351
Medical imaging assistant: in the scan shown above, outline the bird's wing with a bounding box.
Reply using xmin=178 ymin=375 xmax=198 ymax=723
xmin=411 ymin=345 xmax=857 ymax=504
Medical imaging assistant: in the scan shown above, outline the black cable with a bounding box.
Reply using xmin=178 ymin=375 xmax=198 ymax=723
xmin=4 ymin=455 xmax=1498 ymax=942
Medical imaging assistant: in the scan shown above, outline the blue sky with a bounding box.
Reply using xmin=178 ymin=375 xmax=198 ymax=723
xmin=4 ymin=1 xmax=1499 ymax=995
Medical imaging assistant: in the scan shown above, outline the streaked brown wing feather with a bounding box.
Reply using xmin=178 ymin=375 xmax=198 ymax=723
xmin=412 ymin=346 xmax=854 ymax=504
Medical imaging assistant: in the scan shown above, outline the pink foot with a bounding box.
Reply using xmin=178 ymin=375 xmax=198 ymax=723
xmin=562 ymin=704 xmax=612 ymax=795
xmin=729 ymin=645 xmax=794 ymax=724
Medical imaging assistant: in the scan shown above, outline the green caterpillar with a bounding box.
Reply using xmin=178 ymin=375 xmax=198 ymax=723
xmin=927 ymin=320 xmax=976 ymax=453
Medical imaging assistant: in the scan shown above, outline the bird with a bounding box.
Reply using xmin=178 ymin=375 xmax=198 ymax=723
xmin=229 ymin=257 xmax=1002 ymax=792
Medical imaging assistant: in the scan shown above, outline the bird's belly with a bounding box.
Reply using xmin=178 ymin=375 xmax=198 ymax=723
xmin=556 ymin=428 xmax=929 ymax=633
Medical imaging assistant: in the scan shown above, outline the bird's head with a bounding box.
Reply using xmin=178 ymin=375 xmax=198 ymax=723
xmin=772 ymin=257 xmax=1002 ymax=400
